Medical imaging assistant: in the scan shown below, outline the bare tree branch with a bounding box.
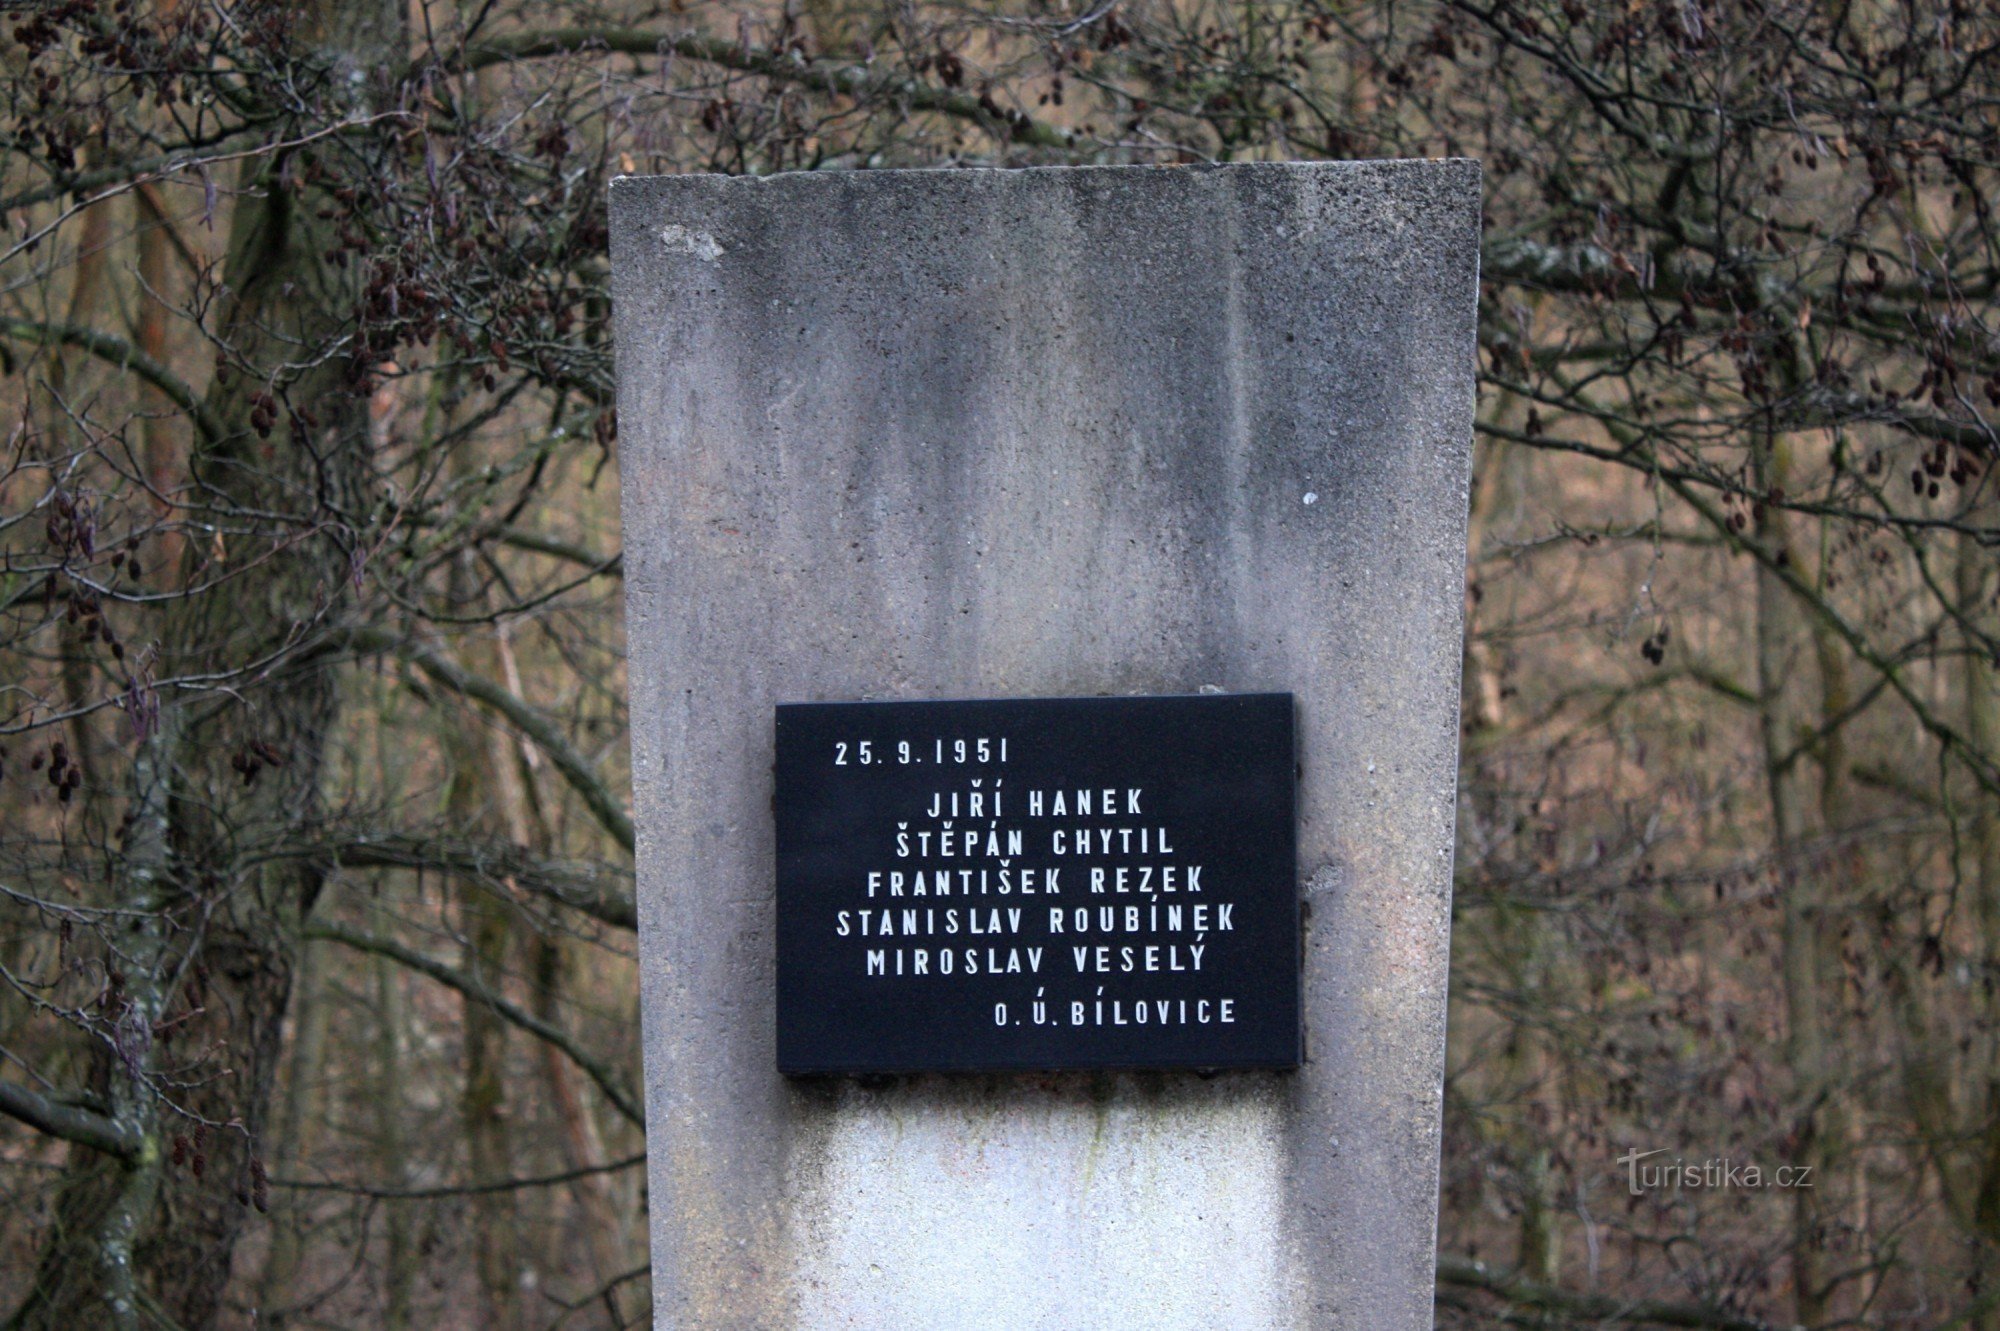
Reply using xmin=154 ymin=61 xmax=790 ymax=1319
xmin=489 ymin=527 xmax=621 ymax=578
xmin=1436 ymin=1255 xmax=1774 ymax=1330
xmin=307 ymin=921 xmax=644 ymax=1129
xmin=0 ymin=1079 xmax=142 ymax=1160
xmin=333 ymin=832 xmax=636 ymax=930
xmin=276 ymin=1150 xmax=644 ymax=1199
xmin=458 ymin=27 xmax=1076 ymax=149
xmin=343 ymin=629 xmax=635 ymax=853
xmin=1 ymin=319 xmax=226 ymax=445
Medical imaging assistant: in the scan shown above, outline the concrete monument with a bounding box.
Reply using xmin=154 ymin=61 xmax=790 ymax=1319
xmin=611 ymin=160 xmax=1480 ymax=1328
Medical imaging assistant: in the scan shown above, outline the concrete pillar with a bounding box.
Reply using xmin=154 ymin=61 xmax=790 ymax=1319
xmin=611 ymin=160 xmax=1480 ymax=1329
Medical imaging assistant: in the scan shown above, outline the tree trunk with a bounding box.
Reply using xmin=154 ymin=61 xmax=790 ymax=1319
xmin=1752 ymin=429 xmax=1835 ymax=1328
xmin=459 ymin=874 xmax=523 ymax=1330
xmin=253 ymin=939 xmax=332 ymax=1326
xmin=1961 ymin=525 xmax=2000 ymax=1329
xmin=496 ymin=623 xmax=634 ymax=1323
xmin=45 ymin=162 xmax=114 ymax=835
xmin=437 ymin=377 xmax=528 ymax=1327
xmin=134 ymin=184 xmax=187 ymax=571
xmin=1461 ymin=412 xmax=1564 ymax=1284
xmin=533 ymin=934 xmax=634 ymax=1325
xmin=375 ymin=896 xmax=417 ymax=1331
xmin=7 ymin=2 xmax=404 ymax=1324
xmin=9 ymin=725 xmax=176 ymax=1331
xmin=1809 ymin=592 xmax=1872 ymax=1319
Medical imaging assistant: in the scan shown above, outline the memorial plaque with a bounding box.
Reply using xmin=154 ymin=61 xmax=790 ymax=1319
xmin=775 ymin=693 xmax=1299 ymax=1074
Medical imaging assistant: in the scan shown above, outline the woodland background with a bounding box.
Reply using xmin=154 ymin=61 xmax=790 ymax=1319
xmin=0 ymin=0 xmax=1995 ymax=1327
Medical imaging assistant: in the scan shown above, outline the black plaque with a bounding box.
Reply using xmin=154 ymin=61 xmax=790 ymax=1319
xmin=774 ymin=693 xmax=1299 ymax=1074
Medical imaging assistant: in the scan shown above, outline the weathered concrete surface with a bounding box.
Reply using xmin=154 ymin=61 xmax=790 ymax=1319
xmin=611 ymin=160 xmax=1480 ymax=1329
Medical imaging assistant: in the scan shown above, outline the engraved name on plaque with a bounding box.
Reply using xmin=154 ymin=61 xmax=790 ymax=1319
xmin=774 ymin=692 xmax=1299 ymax=1074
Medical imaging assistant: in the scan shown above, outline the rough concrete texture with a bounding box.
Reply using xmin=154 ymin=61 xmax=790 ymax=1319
xmin=610 ymin=160 xmax=1480 ymax=1329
